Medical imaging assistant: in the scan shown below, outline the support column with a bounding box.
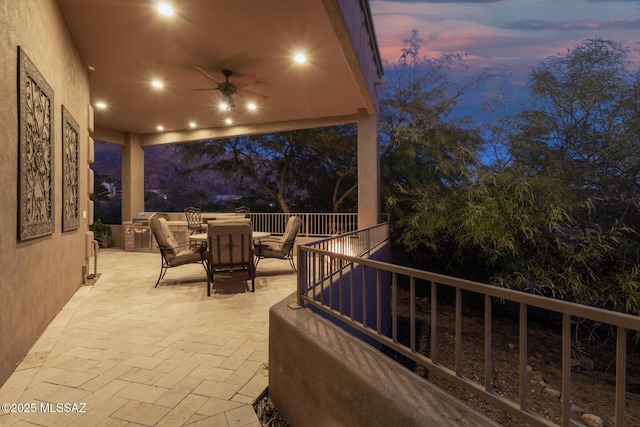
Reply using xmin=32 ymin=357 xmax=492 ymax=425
xmin=357 ymin=108 xmax=380 ymax=229
xmin=121 ymin=133 xmax=144 ymax=222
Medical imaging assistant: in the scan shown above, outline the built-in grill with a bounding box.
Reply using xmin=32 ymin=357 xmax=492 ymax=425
xmin=130 ymin=212 xmax=167 ymax=250
xmin=133 ymin=212 xmax=162 ymax=225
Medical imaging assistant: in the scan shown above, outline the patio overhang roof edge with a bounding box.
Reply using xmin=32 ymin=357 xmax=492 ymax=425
xmin=137 ymin=114 xmax=359 ymax=147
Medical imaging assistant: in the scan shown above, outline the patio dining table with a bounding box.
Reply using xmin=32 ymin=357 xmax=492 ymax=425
xmin=189 ymin=231 xmax=271 ymax=244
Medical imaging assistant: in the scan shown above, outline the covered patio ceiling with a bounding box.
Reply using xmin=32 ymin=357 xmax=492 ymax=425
xmin=58 ymin=0 xmax=383 ymax=145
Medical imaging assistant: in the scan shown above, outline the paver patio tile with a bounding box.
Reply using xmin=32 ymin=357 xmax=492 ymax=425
xmin=188 ymin=412 xmax=229 ymax=426
xmin=225 ymin=404 xmax=260 ymax=427
xmin=188 ymin=365 xmax=233 ymax=382
xmin=195 ymin=397 xmax=244 ymax=416
xmin=115 ymin=383 xmax=169 ymax=403
xmin=219 ymin=345 xmax=256 ymax=370
xmin=111 ymin=401 xmax=170 ymax=425
xmin=117 ymin=367 xmax=167 ymax=386
xmin=224 ymin=361 xmax=263 ymax=386
xmin=155 ymin=393 xmax=208 ymax=426
xmin=185 ymin=352 xmax=226 ymax=368
xmin=121 ymin=355 xmax=165 ymax=370
xmin=153 ymin=362 xmax=198 ymax=389
xmin=192 ymin=380 xmax=242 ymax=400
xmin=81 ymin=364 xmax=132 ymax=392
xmin=237 ymin=371 xmax=269 ymax=400
xmin=45 ymin=370 xmax=97 ymax=387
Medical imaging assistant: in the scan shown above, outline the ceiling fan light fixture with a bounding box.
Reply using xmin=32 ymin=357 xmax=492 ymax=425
xmin=157 ymin=3 xmax=174 ymax=16
xmin=219 ymin=93 xmax=235 ymax=111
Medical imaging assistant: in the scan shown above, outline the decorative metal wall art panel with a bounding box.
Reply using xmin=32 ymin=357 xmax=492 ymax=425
xmin=62 ymin=105 xmax=79 ymax=231
xmin=18 ymin=47 xmax=55 ymax=241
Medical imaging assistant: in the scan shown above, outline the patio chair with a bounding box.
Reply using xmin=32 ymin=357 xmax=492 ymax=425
xmin=234 ymin=206 xmax=250 ymax=217
xmin=255 ymin=216 xmax=302 ymax=272
xmin=184 ymin=207 xmax=205 ymax=234
xmin=150 ymin=217 xmax=208 ymax=287
xmin=206 ymin=219 xmax=256 ymax=295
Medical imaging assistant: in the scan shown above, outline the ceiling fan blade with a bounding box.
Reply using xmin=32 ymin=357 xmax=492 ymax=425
xmin=232 ymin=73 xmax=260 ymax=89
xmin=194 ymin=67 xmax=221 ymax=85
xmin=236 ymin=88 xmax=268 ymax=102
xmin=189 ymin=88 xmax=217 ymax=91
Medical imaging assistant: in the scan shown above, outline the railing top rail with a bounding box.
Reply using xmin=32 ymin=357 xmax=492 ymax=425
xmin=301 ymin=222 xmax=389 ymax=246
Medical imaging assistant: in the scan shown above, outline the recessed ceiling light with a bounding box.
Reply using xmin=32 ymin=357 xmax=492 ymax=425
xmin=157 ymin=125 xmax=164 ymax=131
xmin=225 ymin=118 xmax=233 ymax=125
xmin=294 ymin=53 xmax=307 ymax=64
xmin=157 ymin=3 xmax=174 ymax=16
xmin=95 ymin=102 xmax=107 ymax=109
xmin=189 ymin=122 xmax=196 ymax=128
xmin=247 ymin=103 xmax=257 ymax=111
xmin=152 ymin=80 xmax=164 ymax=89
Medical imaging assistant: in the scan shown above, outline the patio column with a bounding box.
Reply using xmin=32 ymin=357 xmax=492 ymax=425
xmin=121 ymin=133 xmax=144 ymax=222
xmin=357 ymin=108 xmax=380 ymax=229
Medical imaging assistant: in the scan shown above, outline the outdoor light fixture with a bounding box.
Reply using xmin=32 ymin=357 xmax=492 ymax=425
xmin=193 ymin=67 xmax=267 ymax=113
xmin=157 ymin=3 xmax=174 ymax=16
xmin=219 ymin=93 xmax=235 ymax=111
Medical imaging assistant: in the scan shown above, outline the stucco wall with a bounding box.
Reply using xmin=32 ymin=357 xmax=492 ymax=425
xmin=269 ymin=293 xmax=499 ymax=427
xmin=0 ymin=0 xmax=90 ymax=386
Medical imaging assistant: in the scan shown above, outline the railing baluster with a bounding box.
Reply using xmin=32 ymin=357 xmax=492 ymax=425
xmin=455 ymin=287 xmax=462 ymax=377
xmin=338 ymin=259 xmax=344 ymax=315
xmin=562 ymin=313 xmax=571 ymax=426
xmin=519 ymin=303 xmax=528 ymax=411
xmin=616 ymin=326 xmax=627 ymax=427
xmin=362 ymin=265 xmax=367 ymax=328
xmin=376 ymin=268 xmax=381 ymax=334
xmin=350 ymin=262 xmax=355 ymax=321
xmin=431 ymin=280 xmax=437 ymax=364
xmin=410 ymin=276 xmax=416 ymax=353
xmin=484 ymin=294 xmax=492 ymax=392
xmin=392 ymin=273 xmax=398 ymax=343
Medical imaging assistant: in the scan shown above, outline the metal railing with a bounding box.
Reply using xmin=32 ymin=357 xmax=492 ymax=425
xmin=297 ymin=230 xmax=640 ymax=426
xmin=124 ymin=212 xmax=361 ymax=251
xmin=247 ymin=212 xmax=359 ymax=236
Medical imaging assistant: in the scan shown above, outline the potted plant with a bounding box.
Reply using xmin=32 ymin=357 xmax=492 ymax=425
xmin=90 ymin=219 xmax=112 ymax=248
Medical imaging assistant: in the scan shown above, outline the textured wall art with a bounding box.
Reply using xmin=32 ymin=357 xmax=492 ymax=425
xmin=18 ymin=46 xmax=55 ymax=241
xmin=62 ymin=105 xmax=79 ymax=231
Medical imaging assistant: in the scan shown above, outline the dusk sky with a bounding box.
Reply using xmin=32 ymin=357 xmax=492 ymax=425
xmin=370 ymin=0 xmax=640 ymax=85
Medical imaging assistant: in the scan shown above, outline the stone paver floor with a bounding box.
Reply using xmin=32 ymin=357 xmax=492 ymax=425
xmin=0 ymin=249 xmax=297 ymax=426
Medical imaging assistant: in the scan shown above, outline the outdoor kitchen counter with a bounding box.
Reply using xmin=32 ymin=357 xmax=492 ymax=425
xmin=166 ymin=220 xmax=188 ymax=227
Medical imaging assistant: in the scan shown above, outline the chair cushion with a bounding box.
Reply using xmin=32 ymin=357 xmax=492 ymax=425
xmin=172 ymin=248 xmax=205 ymax=266
xmin=150 ymin=218 xmax=180 ymax=261
xmin=256 ymin=243 xmax=284 ymax=259
xmin=279 ymin=216 xmax=302 ymax=254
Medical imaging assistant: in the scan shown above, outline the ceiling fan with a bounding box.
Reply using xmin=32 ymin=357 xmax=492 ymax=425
xmin=192 ymin=67 xmax=268 ymax=110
